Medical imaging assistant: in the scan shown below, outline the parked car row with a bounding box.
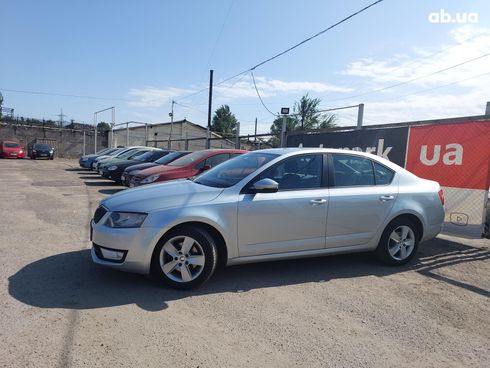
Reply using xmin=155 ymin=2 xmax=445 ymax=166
xmin=88 ymin=147 xmax=446 ymax=290
xmin=79 ymin=146 xmax=247 ymax=187
xmin=0 ymin=140 xmax=55 ymax=159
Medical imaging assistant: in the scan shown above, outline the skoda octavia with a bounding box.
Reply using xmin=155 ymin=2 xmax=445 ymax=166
xmin=91 ymin=148 xmax=445 ymax=289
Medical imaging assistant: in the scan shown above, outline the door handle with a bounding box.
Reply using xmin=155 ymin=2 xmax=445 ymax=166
xmin=380 ymin=195 xmax=395 ymax=201
xmin=310 ymin=199 xmax=327 ymax=205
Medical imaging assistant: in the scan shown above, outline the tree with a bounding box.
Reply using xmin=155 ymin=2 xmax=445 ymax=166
xmin=211 ymin=105 xmax=238 ymax=135
xmin=268 ymin=94 xmax=337 ymax=146
xmin=97 ymin=121 xmax=111 ymax=131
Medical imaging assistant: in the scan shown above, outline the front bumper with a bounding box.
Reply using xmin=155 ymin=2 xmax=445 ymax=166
xmin=90 ymin=219 xmax=160 ymax=275
xmin=1 ymin=151 xmax=24 ymax=158
xmin=100 ymin=170 xmax=121 ymax=181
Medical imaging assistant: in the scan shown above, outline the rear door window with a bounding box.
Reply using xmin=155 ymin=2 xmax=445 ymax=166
xmin=332 ymin=154 xmax=375 ymax=187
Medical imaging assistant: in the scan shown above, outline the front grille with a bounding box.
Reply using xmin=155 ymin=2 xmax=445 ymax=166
xmin=93 ymin=206 xmax=107 ymax=223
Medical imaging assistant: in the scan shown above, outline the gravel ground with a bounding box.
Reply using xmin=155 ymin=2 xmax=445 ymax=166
xmin=0 ymin=158 xmax=489 ymax=368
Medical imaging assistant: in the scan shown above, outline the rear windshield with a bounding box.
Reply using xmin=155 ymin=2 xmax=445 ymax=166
xmin=33 ymin=144 xmax=52 ymax=150
xmin=4 ymin=142 xmax=20 ymax=148
xmin=168 ymin=151 xmax=209 ymax=167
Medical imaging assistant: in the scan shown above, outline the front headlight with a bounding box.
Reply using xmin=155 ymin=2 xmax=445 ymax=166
xmin=105 ymin=212 xmax=147 ymax=228
xmin=140 ymin=174 xmax=160 ymax=184
xmin=108 ymin=165 xmax=118 ymax=171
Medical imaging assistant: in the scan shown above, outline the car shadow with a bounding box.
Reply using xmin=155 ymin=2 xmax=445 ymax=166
xmin=83 ymin=181 xmax=116 ymax=186
xmin=8 ymin=238 xmax=489 ymax=312
xmin=99 ymin=188 xmax=125 ymax=195
xmin=78 ymin=176 xmax=104 ymax=180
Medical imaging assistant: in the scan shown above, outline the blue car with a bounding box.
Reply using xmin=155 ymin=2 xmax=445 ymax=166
xmin=79 ymin=148 xmax=120 ymax=169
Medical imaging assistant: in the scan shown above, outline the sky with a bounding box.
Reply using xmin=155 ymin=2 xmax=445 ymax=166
xmin=1 ymin=0 xmax=489 ymax=134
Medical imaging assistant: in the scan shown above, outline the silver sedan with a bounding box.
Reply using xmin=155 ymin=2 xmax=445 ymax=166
xmin=91 ymin=148 xmax=445 ymax=289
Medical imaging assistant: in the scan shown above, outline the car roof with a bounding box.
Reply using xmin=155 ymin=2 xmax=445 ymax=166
xmin=255 ymin=147 xmax=402 ymax=171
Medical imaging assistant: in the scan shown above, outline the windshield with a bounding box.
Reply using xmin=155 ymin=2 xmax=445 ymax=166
xmin=115 ymin=149 xmax=139 ymax=158
xmin=194 ymin=152 xmax=278 ymax=188
xmin=132 ymin=150 xmax=154 ymax=161
xmin=155 ymin=151 xmax=190 ymax=164
xmin=168 ymin=151 xmax=208 ymax=167
xmin=5 ymin=142 xmax=20 ymax=148
xmin=120 ymin=149 xmax=146 ymax=160
xmin=33 ymin=144 xmax=52 ymax=150
xmin=95 ymin=148 xmax=111 ymax=155
xmin=109 ymin=148 xmax=125 ymax=156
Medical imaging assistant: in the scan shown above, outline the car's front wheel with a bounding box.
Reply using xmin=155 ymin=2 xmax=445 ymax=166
xmin=151 ymin=226 xmax=218 ymax=290
xmin=375 ymin=218 xmax=420 ymax=265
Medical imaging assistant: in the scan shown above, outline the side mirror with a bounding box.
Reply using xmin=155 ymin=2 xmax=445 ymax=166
xmin=202 ymin=164 xmax=211 ymax=171
xmin=249 ymin=178 xmax=279 ymax=193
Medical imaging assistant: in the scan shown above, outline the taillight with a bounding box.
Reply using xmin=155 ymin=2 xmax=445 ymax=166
xmin=438 ymin=189 xmax=445 ymax=206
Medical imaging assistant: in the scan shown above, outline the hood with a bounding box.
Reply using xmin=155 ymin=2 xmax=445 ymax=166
xmin=81 ymin=154 xmax=98 ymax=159
xmin=101 ymin=179 xmax=223 ymax=212
xmin=125 ymin=162 xmax=158 ymax=174
xmin=95 ymin=155 xmax=111 ymax=162
xmin=137 ymin=164 xmax=183 ymax=177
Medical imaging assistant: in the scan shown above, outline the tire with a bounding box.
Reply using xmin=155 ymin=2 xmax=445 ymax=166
xmin=31 ymin=156 xmax=35 ymax=160
xmin=375 ymin=217 xmax=420 ymax=265
xmin=151 ymin=226 xmax=218 ymax=290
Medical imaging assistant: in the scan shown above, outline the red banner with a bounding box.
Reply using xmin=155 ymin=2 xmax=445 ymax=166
xmin=406 ymin=121 xmax=490 ymax=190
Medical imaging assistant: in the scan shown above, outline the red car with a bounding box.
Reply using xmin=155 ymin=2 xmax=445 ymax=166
xmin=130 ymin=149 xmax=246 ymax=187
xmin=0 ymin=140 xmax=25 ymax=159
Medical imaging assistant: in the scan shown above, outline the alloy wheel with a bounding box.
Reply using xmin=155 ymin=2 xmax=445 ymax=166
xmin=388 ymin=225 xmax=415 ymax=261
xmin=159 ymin=236 xmax=206 ymax=283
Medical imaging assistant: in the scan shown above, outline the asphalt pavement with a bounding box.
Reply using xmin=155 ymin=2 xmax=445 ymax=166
xmin=1 ymin=158 xmax=489 ymax=367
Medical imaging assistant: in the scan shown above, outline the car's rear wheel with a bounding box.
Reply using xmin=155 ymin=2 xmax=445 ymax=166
xmin=375 ymin=218 xmax=419 ymax=265
xmin=151 ymin=226 xmax=217 ymax=290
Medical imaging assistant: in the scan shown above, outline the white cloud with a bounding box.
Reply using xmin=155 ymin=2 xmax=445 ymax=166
xmin=128 ymin=87 xmax=192 ymax=107
xmin=332 ymin=26 xmax=490 ymax=126
xmin=342 ymin=26 xmax=490 ymax=87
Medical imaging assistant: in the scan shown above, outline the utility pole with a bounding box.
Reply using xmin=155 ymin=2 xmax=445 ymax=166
xmin=206 ymin=69 xmax=214 ymax=149
xmin=168 ymin=100 xmax=174 ymax=149
xmin=57 ymin=108 xmax=66 ymax=128
xmin=254 ymin=117 xmax=258 ymax=144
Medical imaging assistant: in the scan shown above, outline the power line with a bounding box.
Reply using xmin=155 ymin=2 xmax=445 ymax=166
xmin=325 ymin=52 xmax=490 ymax=103
xmin=249 ymin=0 xmax=385 ymax=72
xmin=176 ymin=0 xmax=385 ymax=102
xmin=173 ymin=101 xmax=207 ymax=115
xmin=250 ymin=71 xmax=278 ymax=117
xmin=0 ymin=88 xmax=128 ymax=101
xmin=325 ymin=32 xmax=484 ymax=96
xmin=370 ymin=70 xmax=490 ymax=103
xmin=203 ymin=0 xmax=236 ymax=76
